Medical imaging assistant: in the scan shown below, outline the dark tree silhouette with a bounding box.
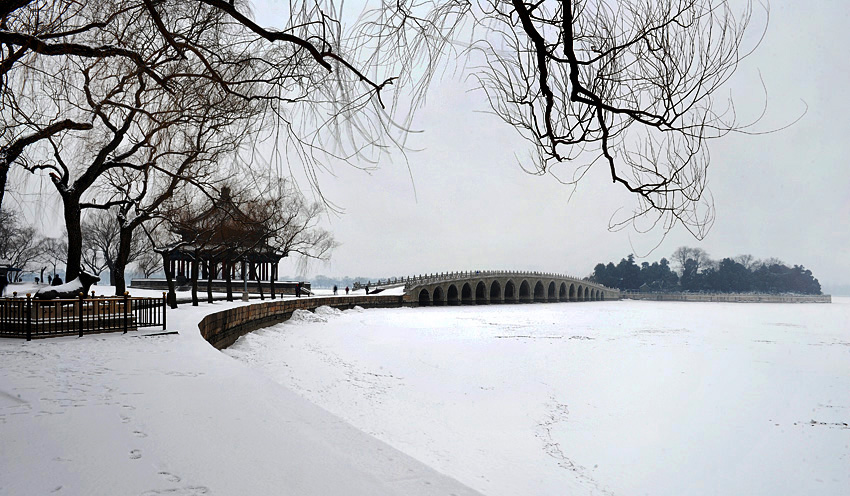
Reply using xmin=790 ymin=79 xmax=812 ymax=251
xmin=592 ymin=251 xmax=821 ymax=294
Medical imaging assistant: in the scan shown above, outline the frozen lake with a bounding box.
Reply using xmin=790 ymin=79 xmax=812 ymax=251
xmin=227 ymin=298 xmax=850 ymax=495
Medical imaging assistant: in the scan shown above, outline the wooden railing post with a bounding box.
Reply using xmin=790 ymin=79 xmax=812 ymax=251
xmin=26 ymin=294 xmax=32 ymax=341
xmin=123 ymin=292 xmax=129 ymax=334
xmin=78 ymin=292 xmax=85 ymax=338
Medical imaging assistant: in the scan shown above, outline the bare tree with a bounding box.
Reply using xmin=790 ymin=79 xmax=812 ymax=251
xmin=0 ymin=208 xmax=41 ymax=279
xmin=35 ymin=237 xmax=68 ymax=282
xmin=263 ymin=179 xmax=336 ymax=267
xmin=134 ymin=249 xmax=161 ymax=279
xmin=2 ymin=0 xmax=404 ymax=281
xmin=242 ymin=177 xmax=336 ymax=298
xmin=81 ymin=208 xmax=145 ymax=285
xmin=671 ymin=246 xmax=711 ymax=275
xmin=734 ymin=254 xmax=755 ymax=270
xmin=358 ymin=0 xmax=768 ymax=236
xmin=4 ymin=0 xmax=772 ymax=259
xmin=139 ymin=214 xmax=190 ymax=308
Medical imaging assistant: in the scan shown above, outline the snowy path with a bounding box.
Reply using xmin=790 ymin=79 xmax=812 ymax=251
xmin=227 ymin=299 xmax=850 ymax=496
xmin=0 ymin=300 xmax=482 ymax=496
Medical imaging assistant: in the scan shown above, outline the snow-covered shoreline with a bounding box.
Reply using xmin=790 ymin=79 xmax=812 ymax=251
xmin=0 ymin=293 xmax=481 ymax=496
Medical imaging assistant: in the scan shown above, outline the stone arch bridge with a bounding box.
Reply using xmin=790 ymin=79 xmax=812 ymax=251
xmin=380 ymin=271 xmax=619 ymax=306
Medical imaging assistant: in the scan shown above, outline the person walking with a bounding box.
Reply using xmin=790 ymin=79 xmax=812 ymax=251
xmin=345 ymin=286 xmax=349 ymax=295
xmin=333 ymin=284 xmax=338 ymax=295
xmin=295 ymin=282 xmax=301 ymax=298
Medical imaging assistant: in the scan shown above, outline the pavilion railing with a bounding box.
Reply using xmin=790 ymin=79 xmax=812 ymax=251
xmin=0 ymin=293 xmax=167 ymax=341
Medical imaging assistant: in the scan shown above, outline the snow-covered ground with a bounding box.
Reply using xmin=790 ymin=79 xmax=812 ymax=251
xmin=0 ymin=295 xmax=481 ymax=496
xmin=226 ymin=298 xmax=850 ymax=496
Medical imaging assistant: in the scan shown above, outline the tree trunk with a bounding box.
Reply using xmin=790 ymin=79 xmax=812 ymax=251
xmin=255 ymin=273 xmax=264 ymax=300
xmin=113 ymin=224 xmax=134 ymax=295
xmin=270 ymin=264 xmax=276 ymax=300
xmin=63 ymin=195 xmax=83 ymax=280
xmin=191 ymin=248 xmax=199 ymax=306
xmin=206 ymin=259 xmax=214 ymax=304
xmin=225 ymin=258 xmax=233 ymax=301
xmin=0 ymin=161 xmax=8 ymax=212
xmin=162 ymin=252 xmax=177 ymax=309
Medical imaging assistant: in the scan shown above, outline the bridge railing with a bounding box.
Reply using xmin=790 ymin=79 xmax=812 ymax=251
xmin=351 ymin=270 xmax=613 ymax=293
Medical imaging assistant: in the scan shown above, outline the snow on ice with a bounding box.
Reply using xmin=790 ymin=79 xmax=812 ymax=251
xmin=227 ymin=298 xmax=850 ymax=496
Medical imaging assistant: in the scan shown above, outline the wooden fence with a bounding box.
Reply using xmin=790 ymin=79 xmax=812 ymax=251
xmin=0 ymin=293 xmax=167 ymax=340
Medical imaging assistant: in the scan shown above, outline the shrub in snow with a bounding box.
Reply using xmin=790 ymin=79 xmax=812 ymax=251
xmin=287 ymin=309 xmax=328 ymax=324
xmin=314 ymin=306 xmax=343 ymax=318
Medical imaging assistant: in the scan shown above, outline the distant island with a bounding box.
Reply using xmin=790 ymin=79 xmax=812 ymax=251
xmin=589 ymin=247 xmax=822 ymax=295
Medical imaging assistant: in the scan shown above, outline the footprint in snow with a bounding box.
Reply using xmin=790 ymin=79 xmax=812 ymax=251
xmin=129 ymin=449 xmax=142 ymax=459
xmin=141 ymin=486 xmax=210 ymax=495
xmin=158 ymin=472 xmax=181 ymax=483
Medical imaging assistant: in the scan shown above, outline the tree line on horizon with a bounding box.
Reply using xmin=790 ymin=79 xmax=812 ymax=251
xmin=590 ymin=247 xmax=822 ymax=295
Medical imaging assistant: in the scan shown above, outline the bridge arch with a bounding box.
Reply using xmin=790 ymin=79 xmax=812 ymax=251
xmin=533 ymin=281 xmax=546 ymax=302
xmin=569 ymin=283 xmax=576 ymax=301
xmin=462 ymin=282 xmax=473 ymax=305
xmin=519 ymin=280 xmax=532 ymax=303
xmin=576 ymin=285 xmax=584 ymax=301
xmin=475 ymin=281 xmax=488 ymax=304
xmin=447 ymin=284 xmax=459 ymax=305
xmin=490 ymin=280 xmax=502 ymax=303
xmin=433 ymin=286 xmax=445 ymax=306
xmin=504 ymin=280 xmax=517 ymax=303
xmin=547 ymin=281 xmax=557 ymax=302
xmin=418 ymin=289 xmax=430 ymax=306
xmin=584 ymin=287 xmax=590 ymax=301
xmin=559 ymin=282 xmax=568 ymax=302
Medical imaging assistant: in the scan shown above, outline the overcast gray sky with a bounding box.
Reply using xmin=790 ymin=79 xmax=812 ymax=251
xmin=260 ymin=1 xmax=850 ymax=291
